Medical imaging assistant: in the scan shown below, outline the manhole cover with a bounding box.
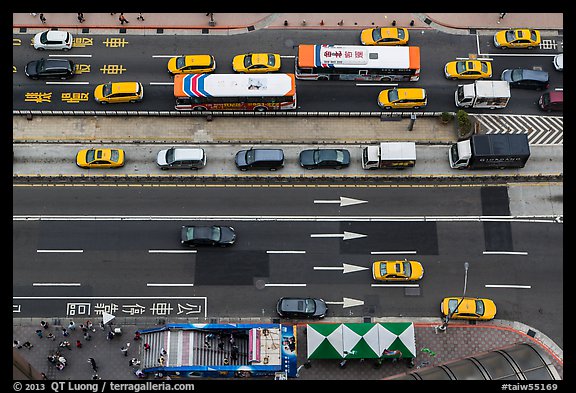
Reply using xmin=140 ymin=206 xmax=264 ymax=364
xmin=254 ymin=279 xmax=266 ymax=290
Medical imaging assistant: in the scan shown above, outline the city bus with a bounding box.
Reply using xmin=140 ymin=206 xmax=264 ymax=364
xmin=295 ymin=44 xmax=420 ymax=82
xmin=173 ymin=73 xmax=297 ymax=111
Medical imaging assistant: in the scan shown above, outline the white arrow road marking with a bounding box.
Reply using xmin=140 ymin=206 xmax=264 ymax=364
xmin=310 ymin=231 xmax=367 ymax=240
xmin=325 ymin=297 xmax=364 ymax=308
xmin=314 ymin=263 xmax=369 ymax=274
xmin=102 ymin=312 xmax=115 ymax=325
xmin=313 ymin=196 xmax=368 ymax=207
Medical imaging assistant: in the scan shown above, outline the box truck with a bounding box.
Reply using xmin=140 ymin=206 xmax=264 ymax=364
xmin=361 ymin=142 xmax=416 ymax=169
xmin=455 ymin=80 xmax=511 ymax=109
xmin=448 ymin=134 xmax=530 ymax=170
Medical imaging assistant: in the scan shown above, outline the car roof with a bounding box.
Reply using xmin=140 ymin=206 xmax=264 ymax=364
xmin=253 ymin=149 xmax=284 ymax=160
xmin=519 ymin=69 xmax=549 ymax=81
xmin=397 ymin=88 xmax=426 ymax=99
xmin=173 ymin=148 xmax=204 ymax=161
xmin=44 ymin=30 xmax=69 ymax=39
xmin=280 ymin=298 xmax=310 ymax=311
xmin=184 ymin=55 xmax=213 ymax=66
xmin=547 ymin=91 xmax=563 ymax=101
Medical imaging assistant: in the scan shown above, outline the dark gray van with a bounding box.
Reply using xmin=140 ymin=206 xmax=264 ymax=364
xmin=235 ymin=148 xmax=284 ymax=171
xmin=156 ymin=147 xmax=206 ymax=170
xmin=501 ymin=68 xmax=549 ymax=90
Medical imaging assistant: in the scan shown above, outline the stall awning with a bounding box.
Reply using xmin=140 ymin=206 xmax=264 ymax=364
xmin=307 ymin=322 xmax=416 ymax=359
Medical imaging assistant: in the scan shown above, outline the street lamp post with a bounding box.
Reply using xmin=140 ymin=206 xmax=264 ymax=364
xmin=437 ymin=262 xmax=469 ymax=332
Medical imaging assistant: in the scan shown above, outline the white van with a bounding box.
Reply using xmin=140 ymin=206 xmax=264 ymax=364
xmin=156 ymin=147 xmax=206 ymax=170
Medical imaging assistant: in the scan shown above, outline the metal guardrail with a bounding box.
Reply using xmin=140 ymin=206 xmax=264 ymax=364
xmin=12 ymin=110 xmax=450 ymax=117
xmin=12 ymin=173 xmax=563 ymax=184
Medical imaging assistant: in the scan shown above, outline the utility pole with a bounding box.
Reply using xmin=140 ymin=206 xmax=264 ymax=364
xmin=436 ymin=262 xmax=469 ymax=332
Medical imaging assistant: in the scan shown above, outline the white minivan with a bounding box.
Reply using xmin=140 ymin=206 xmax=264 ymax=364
xmin=157 ymin=147 xmax=206 ymax=170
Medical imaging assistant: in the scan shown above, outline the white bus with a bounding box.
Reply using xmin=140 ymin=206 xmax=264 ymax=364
xmin=174 ymin=73 xmax=297 ymax=111
xmin=295 ymin=44 xmax=421 ymax=82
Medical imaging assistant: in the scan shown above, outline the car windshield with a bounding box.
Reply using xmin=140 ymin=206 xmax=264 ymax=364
xmin=505 ymin=30 xmax=516 ymax=42
xmin=245 ymin=150 xmax=255 ymax=164
xmin=37 ymin=59 xmax=47 ymax=73
xmin=110 ymin=150 xmax=119 ymax=161
xmin=85 ymin=149 xmax=95 ymax=162
xmin=165 ymin=148 xmax=175 ymax=164
xmin=510 ymin=69 xmax=524 ymax=81
xmin=387 ymin=89 xmax=399 ymax=102
xmin=455 ymin=61 xmax=466 ymax=74
xmin=475 ymin=300 xmax=485 ymax=315
xmin=39 ymin=31 xmax=49 ymax=44
xmin=397 ymin=29 xmax=405 ymax=39
xmin=481 ymin=62 xmax=488 ymax=73
xmin=372 ymin=29 xmax=383 ymax=41
xmin=102 ymin=83 xmax=112 ymax=97
xmin=244 ymin=56 xmax=253 ymax=68
xmin=175 ymin=56 xmax=186 ymax=69
xmin=530 ymin=31 xmax=538 ymax=41
xmin=303 ymin=299 xmax=316 ymax=313
xmin=402 ymin=261 xmax=412 ymax=276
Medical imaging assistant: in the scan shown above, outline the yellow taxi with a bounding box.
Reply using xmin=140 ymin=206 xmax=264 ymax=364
xmin=377 ymin=88 xmax=427 ymax=109
xmin=360 ymin=27 xmax=409 ymax=45
xmin=167 ymin=55 xmax=216 ymax=75
xmin=76 ymin=148 xmax=125 ymax=168
xmin=440 ymin=297 xmax=497 ymax=321
xmin=232 ymin=53 xmax=281 ymax=73
xmin=372 ymin=259 xmax=424 ymax=281
xmin=494 ymin=29 xmax=541 ymax=49
xmin=94 ymin=82 xmax=143 ymax=104
xmin=444 ymin=60 xmax=492 ymax=80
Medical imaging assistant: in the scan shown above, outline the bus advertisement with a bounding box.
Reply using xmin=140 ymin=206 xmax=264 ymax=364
xmin=174 ymin=73 xmax=297 ymax=111
xmin=295 ymin=44 xmax=420 ymax=82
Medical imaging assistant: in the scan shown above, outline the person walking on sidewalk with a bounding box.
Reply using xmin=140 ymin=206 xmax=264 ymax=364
xmin=88 ymin=357 xmax=98 ymax=372
xmin=39 ymin=13 xmax=46 ymax=24
xmin=136 ymin=13 xmax=145 ymax=21
xmin=119 ymin=13 xmax=129 ymax=24
xmin=84 ymin=332 xmax=92 ymax=341
xmin=498 ymin=13 xmax=507 ymax=23
xmin=121 ymin=343 xmax=130 ymax=356
xmin=62 ymin=327 xmax=69 ymax=337
xmin=47 ymin=332 xmax=56 ymax=341
xmin=77 ymin=13 xmax=85 ymax=23
xmin=35 ymin=329 xmax=43 ymax=338
xmin=41 ymin=320 xmax=49 ymax=329
xmin=68 ymin=321 xmax=76 ymax=331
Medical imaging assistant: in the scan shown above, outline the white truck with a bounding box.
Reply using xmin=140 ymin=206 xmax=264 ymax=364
xmin=455 ymin=80 xmax=511 ymax=109
xmin=361 ymin=142 xmax=416 ymax=169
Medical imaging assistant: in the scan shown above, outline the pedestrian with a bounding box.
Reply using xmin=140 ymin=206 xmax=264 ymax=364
xmin=41 ymin=372 xmax=48 ymax=380
xmin=88 ymin=357 xmax=98 ymax=372
xmin=129 ymin=358 xmax=141 ymax=367
xmin=217 ymin=341 xmax=224 ymax=350
xmin=80 ymin=324 xmax=88 ymax=333
xmin=136 ymin=13 xmax=145 ymax=21
xmin=119 ymin=13 xmax=129 ymax=24
xmin=99 ymin=321 xmax=106 ymax=330
xmin=62 ymin=327 xmax=69 ymax=337
xmin=121 ymin=343 xmax=130 ymax=356
xmin=59 ymin=340 xmax=71 ymax=350
xmin=498 ymin=13 xmax=507 ymax=23
xmin=204 ymin=339 xmax=211 ymax=348
xmin=160 ymin=348 xmax=167 ymax=356
xmin=47 ymin=332 xmax=56 ymax=341
xmin=13 ymin=340 xmax=22 ymax=349
xmin=84 ymin=332 xmax=92 ymax=341
xmin=76 ymin=340 xmax=82 ymax=348
xmin=77 ymin=13 xmax=85 ymax=23
xmin=92 ymin=374 xmax=100 ymax=380
xmin=133 ymin=331 xmax=141 ymax=341
xmin=68 ymin=321 xmax=76 ymax=331
xmin=107 ymin=331 xmax=115 ymax=340
xmin=36 ymin=329 xmax=43 ymax=338
xmin=39 ymin=13 xmax=46 ymax=23
xmin=41 ymin=320 xmax=49 ymax=329
xmin=86 ymin=320 xmax=95 ymax=332
xmin=22 ymin=341 xmax=33 ymax=349
xmin=144 ymin=342 xmax=150 ymax=351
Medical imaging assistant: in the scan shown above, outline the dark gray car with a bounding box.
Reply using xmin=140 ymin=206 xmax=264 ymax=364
xmin=299 ymin=148 xmax=351 ymax=169
xmin=501 ymin=68 xmax=549 ymax=90
xmin=181 ymin=225 xmax=236 ymax=247
xmin=276 ymin=297 xmax=327 ymax=318
xmin=235 ymin=148 xmax=284 ymax=171
xmin=25 ymin=58 xmax=75 ymax=80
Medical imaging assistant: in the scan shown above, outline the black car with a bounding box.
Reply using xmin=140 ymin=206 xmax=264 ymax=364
xmin=235 ymin=148 xmax=284 ymax=171
xmin=25 ymin=58 xmax=75 ymax=80
xmin=299 ymin=148 xmax=351 ymax=169
xmin=276 ymin=297 xmax=327 ymax=319
xmin=181 ymin=225 xmax=236 ymax=247
xmin=500 ymin=68 xmax=549 ymax=90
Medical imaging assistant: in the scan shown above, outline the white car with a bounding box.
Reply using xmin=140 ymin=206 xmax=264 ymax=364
xmin=553 ymin=53 xmax=563 ymax=71
xmin=33 ymin=30 xmax=73 ymax=51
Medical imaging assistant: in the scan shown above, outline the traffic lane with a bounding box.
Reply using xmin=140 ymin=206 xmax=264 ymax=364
xmin=13 ymin=183 xmax=494 ymax=217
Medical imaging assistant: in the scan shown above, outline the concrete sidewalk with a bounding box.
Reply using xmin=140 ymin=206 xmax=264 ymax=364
xmin=13 ymin=317 xmax=563 ymax=380
xmin=13 ymin=12 xmax=563 ymax=33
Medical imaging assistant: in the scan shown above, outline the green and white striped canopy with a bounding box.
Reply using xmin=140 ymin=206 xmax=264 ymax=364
xmin=306 ymin=322 xmax=416 ymax=359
